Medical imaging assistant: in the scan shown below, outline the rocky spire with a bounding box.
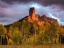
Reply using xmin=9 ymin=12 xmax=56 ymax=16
xmin=29 ymin=7 xmax=38 ymax=21
xmin=29 ymin=7 xmax=35 ymax=16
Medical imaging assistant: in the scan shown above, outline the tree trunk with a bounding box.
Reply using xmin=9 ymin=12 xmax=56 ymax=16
xmin=1 ymin=35 xmax=2 ymax=45
xmin=35 ymin=30 xmax=36 ymax=37
xmin=34 ymin=30 xmax=36 ymax=44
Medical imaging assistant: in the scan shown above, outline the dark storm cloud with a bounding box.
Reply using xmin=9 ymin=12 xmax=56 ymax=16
xmin=0 ymin=14 xmax=7 ymax=18
xmin=37 ymin=0 xmax=64 ymax=6
xmin=0 ymin=0 xmax=64 ymax=25
xmin=2 ymin=0 xmax=34 ymax=4
xmin=2 ymin=0 xmax=64 ymax=6
xmin=0 ymin=19 xmax=9 ymax=22
xmin=0 ymin=1 xmax=11 ymax=8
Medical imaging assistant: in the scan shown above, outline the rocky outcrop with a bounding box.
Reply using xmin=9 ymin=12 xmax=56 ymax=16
xmin=5 ymin=7 xmax=58 ymax=28
xmin=28 ymin=7 xmax=39 ymax=22
xmin=27 ymin=7 xmax=58 ymax=26
xmin=41 ymin=15 xmax=58 ymax=24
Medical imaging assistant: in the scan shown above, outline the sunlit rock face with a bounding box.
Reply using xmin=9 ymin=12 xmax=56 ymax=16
xmin=28 ymin=7 xmax=38 ymax=22
xmin=27 ymin=7 xmax=45 ymax=26
xmin=27 ymin=7 xmax=58 ymax=26
xmin=38 ymin=21 xmax=44 ymax=26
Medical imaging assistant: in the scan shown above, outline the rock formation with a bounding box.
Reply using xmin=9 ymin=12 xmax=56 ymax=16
xmin=27 ymin=7 xmax=58 ymax=26
xmin=5 ymin=7 xmax=58 ymax=28
xmin=28 ymin=7 xmax=39 ymax=23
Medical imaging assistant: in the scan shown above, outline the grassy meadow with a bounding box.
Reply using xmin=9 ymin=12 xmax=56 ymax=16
xmin=0 ymin=45 xmax=64 ymax=48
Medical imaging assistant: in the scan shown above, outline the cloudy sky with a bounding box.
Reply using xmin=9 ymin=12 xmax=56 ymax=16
xmin=0 ymin=0 xmax=64 ymax=25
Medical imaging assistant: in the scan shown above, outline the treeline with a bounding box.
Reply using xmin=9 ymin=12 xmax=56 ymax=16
xmin=0 ymin=19 xmax=64 ymax=45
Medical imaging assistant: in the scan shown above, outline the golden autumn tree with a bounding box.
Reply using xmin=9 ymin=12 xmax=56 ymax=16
xmin=0 ymin=24 xmax=7 ymax=44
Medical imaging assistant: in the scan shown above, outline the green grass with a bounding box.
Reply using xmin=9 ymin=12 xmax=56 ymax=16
xmin=0 ymin=45 xmax=64 ymax=48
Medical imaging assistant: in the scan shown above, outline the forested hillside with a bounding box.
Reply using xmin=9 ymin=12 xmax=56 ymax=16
xmin=0 ymin=7 xmax=64 ymax=45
